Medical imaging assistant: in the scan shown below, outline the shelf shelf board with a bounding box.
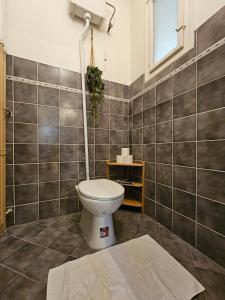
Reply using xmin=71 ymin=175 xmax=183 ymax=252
xmin=122 ymin=198 xmax=143 ymax=208
xmin=107 ymin=161 xmax=144 ymax=167
xmin=117 ymin=181 xmax=143 ymax=187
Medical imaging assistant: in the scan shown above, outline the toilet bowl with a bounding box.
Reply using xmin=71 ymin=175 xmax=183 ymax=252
xmin=76 ymin=179 xmax=124 ymax=249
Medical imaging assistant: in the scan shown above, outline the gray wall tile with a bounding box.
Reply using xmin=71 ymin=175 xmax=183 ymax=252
xmin=39 ymin=144 xmax=59 ymax=162
xmin=173 ymin=142 xmax=196 ymax=167
xmin=15 ymin=203 xmax=38 ymax=225
xmin=143 ymin=125 xmax=155 ymax=144
xmin=132 ymin=96 xmax=143 ymax=114
xmin=133 ymin=75 xmax=144 ymax=95
xmin=60 ymin=197 xmax=78 ymax=215
xmin=38 ymin=86 xmax=59 ymax=107
xmin=15 ymin=164 xmax=38 ymax=185
xmin=38 ymin=125 xmax=59 ymax=144
xmin=156 ymin=99 xmax=172 ymax=123
xmin=132 ymin=112 xmax=143 ymax=129
xmin=14 ymin=82 xmax=37 ymax=104
xmin=60 ymin=145 xmax=79 ymax=162
xmin=143 ymin=107 xmax=155 ymax=127
xmin=156 ymin=183 xmax=172 ymax=208
xmin=156 ymin=78 xmax=172 ymax=104
xmin=109 ymin=81 xmax=124 ymax=98
xmin=15 ymin=184 xmax=38 ymax=205
xmin=173 ymin=189 xmax=196 ymax=220
xmin=197 ymin=225 xmax=225 ymax=268
xmin=14 ymin=123 xmax=37 ymax=144
xmin=156 ymin=203 xmax=172 ymax=230
xmin=156 ymin=143 xmax=172 ymax=164
xmin=38 ymin=106 xmax=59 ymax=126
xmin=14 ymin=144 xmax=38 ymax=164
xmin=59 ymin=68 xmax=81 ymax=89
xmin=197 ymin=169 xmax=225 ymax=204
xmin=197 ymin=140 xmax=225 ymax=171
xmin=174 ymin=116 xmax=196 ymax=142
xmin=198 ymin=44 xmax=225 ymax=86
xmin=146 ymin=162 xmax=155 ymax=181
xmin=132 ymin=128 xmax=143 ymax=145
xmin=156 ymin=121 xmax=172 ymax=143
xmin=173 ymin=89 xmax=196 ymax=119
xmin=173 ymin=212 xmax=195 ymax=246
xmin=39 ymin=200 xmax=59 ymax=219
xmin=14 ymin=57 xmax=37 ymax=80
xmin=197 ymin=6 xmax=225 ymax=53
xmin=197 ymin=76 xmax=225 ymax=113
xmin=143 ymin=88 xmax=155 ymax=109
xmin=173 ymin=166 xmax=196 ymax=194
xmin=145 ymin=180 xmax=155 ymax=200
xmin=173 ymin=64 xmax=196 ymax=96
xmin=198 ymin=108 xmax=225 ymax=141
xmin=14 ymin=103 xmax=37 ymax=124
xmin=60 ymin=180 xmax=77 ymax=198
xmin=197 ymin=196 xmax=225 ymax=236
xmin=39 ymin=163 xmax=59 ymax=182
xmin=38 ymin=63 xmax=59 ymax=85
xmin=39 ymin=181 xmax=59 ymax=201
xmin=156 ymin=164 xmax=172 ymax=186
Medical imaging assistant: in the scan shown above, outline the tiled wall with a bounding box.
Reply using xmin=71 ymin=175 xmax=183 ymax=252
xmin=129 ymin=6 xmax=225 ymax=268
xmin=5 ymin=56 xmax=129 ymax=225
xmin=5 ymin=4 xmax=225 ymax=269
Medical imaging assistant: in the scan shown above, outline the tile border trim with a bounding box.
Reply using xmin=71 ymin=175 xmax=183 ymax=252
xmin=6 ymin=75 xmax=129 ymax=103
xmin=130 ymin=36 xmax=225 ymax=102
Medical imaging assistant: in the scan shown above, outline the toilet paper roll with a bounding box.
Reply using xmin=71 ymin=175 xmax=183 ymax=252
xmin=116 ymin=155 xmax=124 ymax=163
xmin=121 ymin=148 xmax=130 ymax=156
xmin=123 ymin=155 xmax=133 ymax=164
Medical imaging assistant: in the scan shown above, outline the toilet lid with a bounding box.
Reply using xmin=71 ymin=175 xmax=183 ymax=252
xmin=78 ymin=179 xmax=124 ymax=200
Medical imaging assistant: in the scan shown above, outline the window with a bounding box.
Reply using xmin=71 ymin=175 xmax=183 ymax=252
xmin=149 ymin=0 xmax=185 ymax=71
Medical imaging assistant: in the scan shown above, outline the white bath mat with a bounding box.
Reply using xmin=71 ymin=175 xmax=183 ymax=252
xmin=47 ymin=235 xmax=204 ymax=300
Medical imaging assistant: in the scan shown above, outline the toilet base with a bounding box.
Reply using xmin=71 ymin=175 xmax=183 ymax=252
xmin=80 ymin=208 xmax=116 ymax=250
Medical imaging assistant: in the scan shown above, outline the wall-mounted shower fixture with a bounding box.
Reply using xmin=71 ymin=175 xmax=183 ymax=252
xmin=106 ymin=2 xmax=116 ymax=33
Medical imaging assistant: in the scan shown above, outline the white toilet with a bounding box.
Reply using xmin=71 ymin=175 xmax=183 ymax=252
xmin=76 ymin=179 xmax=124 ymax=250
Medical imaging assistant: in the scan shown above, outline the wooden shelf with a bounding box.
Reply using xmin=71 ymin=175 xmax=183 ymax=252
xmin=122 ymin=198 xmax=143 ymax=208
xmin=116 ymin=181 xmax=143 ymax=187
xmin=106 ymin=160 xmax=145 ymax=213
xmin=107 ymin=160 xmax=144 ymax=167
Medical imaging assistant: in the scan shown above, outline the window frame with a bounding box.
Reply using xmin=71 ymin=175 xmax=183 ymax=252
xmin=148 ymin=0 xmax=185 ymax=73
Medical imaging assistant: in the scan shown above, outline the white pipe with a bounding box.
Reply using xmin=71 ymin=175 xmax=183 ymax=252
xmin=80 ymin=13 xmax=91 ymax=181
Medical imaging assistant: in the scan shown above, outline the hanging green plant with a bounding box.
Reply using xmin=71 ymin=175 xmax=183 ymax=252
xmin=86 ymin=65 xmax=105 ymax=118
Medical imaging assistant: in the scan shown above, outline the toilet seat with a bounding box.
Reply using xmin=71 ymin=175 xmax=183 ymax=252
xmin=78 ymin=179 xmax=124 ymax=201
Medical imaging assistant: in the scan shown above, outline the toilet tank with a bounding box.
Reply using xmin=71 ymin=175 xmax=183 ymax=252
xmin=69 ymin=0 xmax=105 ymax=26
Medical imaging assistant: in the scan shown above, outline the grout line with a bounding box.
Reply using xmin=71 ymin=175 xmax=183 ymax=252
xmin=36 ymin=66 xmax=40 ymax=222
xmin=0 ymin=262 xmax=41 ymax=284
xmin=58 ymin=88 xmax=61 ymax=216
xmin=195 ymin=39 xmax=198 ymax=248
xmin=154 ymin=86 xmax=157 ymax=218
xmin=0 ymin=273 xmax=19 ymax=292
xmin=196 ymin=222 xmax=225 ymax=239
xmin=145 ymin=178 xmax=225 ymax=207
xmin=171 ymin=72 xmax=174 ymax=231
xmin=11 ymin=59 xmax=16 ymax=226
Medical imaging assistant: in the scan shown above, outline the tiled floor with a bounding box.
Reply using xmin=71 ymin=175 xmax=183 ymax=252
xmin=0 ymin=209 xmax=225 ymax=300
